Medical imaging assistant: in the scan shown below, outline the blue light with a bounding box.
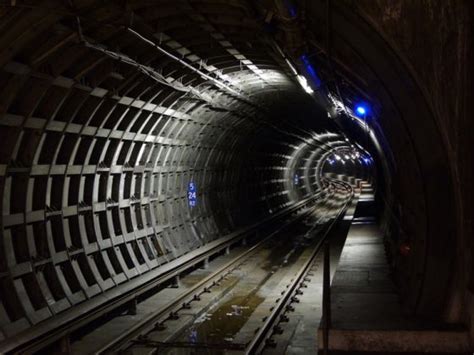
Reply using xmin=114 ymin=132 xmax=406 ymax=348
xmin=356 ymin=106 xmax=366 ymax=115
xmin=301 ymin=54 xmax=322 ymax=88
xmin=354 ymin=102 xmax=371 ymax=117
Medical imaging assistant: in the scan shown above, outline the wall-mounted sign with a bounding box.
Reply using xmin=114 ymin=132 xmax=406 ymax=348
xmin=188 ymin=181 xmax=197 ymax=207
xmin=294 ymin=174 xmax=300 ymax=185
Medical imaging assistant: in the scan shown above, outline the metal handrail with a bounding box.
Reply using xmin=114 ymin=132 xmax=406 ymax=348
xmin=244 ymin=185 xmax=353 ymax=354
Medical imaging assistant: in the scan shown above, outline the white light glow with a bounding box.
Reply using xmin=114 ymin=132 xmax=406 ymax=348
xmin=297 ymin=75 xmax=314 ymax=94
xmin=285 ymin=59 xmax=298 ymax=75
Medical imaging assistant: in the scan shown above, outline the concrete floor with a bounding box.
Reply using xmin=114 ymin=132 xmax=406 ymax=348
xmin=317 ymin=186 xmax=471 ymax=354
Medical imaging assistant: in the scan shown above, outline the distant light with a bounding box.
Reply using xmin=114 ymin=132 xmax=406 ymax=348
xmin=356 ymin=106 xmax=366 ymax=115
xmin=296 ymin=75 xmax=314 ymax=94
xmin=301 ymin=54 xmax=322 ymax=88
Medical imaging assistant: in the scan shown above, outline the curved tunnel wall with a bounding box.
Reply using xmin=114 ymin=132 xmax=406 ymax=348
xmin=0 ymin=70 xmax=340 ymax=338
xmin=302 ymin=0 xmax=470 ymax=325
xmin=0 ymin=2 xmax=361 ymax=341
xmin=0 ymin=0 xmax=471 ymax=347
xmin=351 ymin=1 xmax=473 ymax=326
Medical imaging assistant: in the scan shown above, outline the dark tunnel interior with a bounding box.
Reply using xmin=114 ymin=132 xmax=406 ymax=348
xmin=0 ymin=0 xmax=472 ymax=353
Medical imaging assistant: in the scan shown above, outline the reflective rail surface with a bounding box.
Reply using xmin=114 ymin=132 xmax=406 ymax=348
xmin=1 ymin=186 xmax=337 ymax=354
xmin=245 ymin=181 xmax=353 ymax=354
xmin=96 ymin=200 xmax=320 ymax=353
xmin=98 ymin=179 xmax=353 ymax=354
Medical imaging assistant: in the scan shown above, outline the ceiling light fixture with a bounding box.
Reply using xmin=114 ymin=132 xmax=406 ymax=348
xmin=355 ymin=104 xmax=369 ymax=117
xmin=296 ymin=75 xmax=314 ymax=94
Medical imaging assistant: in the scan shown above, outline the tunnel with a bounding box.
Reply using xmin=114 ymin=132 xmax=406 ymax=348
xmin=0 ymin=1 xmax=472 ymax=354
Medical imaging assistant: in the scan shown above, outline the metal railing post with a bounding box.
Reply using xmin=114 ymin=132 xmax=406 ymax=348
xmin=322 ymin=241 xmax=331 ymax=355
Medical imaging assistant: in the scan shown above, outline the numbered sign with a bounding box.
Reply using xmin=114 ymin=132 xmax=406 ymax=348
xmin=188 ymin=181 xmax=197 ymax=207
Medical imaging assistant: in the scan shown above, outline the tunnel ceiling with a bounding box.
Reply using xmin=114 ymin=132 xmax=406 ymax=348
xmin=0 ymin=0 xmax=472 ymax=348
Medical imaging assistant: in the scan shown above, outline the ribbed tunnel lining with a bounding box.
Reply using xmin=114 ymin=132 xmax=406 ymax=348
xmin=0 ymin=1 xmax=360 ymax=339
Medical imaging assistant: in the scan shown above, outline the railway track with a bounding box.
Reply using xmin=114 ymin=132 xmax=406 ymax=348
xmin=245 ymin=183 xmax=352 ymax=354
xmin=3 ymin=189 xmax=332 ymax=354
xmin=92 ymin=179 xmax=354 ymax=354
xmin=95 ymin=205 xmax=319 ymax=353
xmin=2 ymin=178 xmax=353 ymax=354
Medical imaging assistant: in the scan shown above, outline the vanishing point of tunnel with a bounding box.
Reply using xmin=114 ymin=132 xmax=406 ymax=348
xmin=0 ymin=1 xmax=472 ymax=354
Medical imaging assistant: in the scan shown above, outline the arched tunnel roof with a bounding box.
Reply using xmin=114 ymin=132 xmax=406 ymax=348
xmin=0 ymin=0 xmax=472 ymax=350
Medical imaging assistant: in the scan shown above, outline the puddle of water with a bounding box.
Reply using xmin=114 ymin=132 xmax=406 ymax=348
xmin=187 ymin=293 xmax=264 ymax=345
xmin=160 ymin=293 xmax=264 ymax=355
xmin=165 ymin=248 xmax=306 ymax=353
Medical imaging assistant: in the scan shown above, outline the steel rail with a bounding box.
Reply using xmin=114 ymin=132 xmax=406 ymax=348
xmin=1 ymin=190 xmax=329 ymax=354
xmin=110 ymin=181 xmax=352 ymax=355
xmin=244 ymin=183 xmax=354 ymax=354
xmin=96 ymin=198 xmax=324 ymax=354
